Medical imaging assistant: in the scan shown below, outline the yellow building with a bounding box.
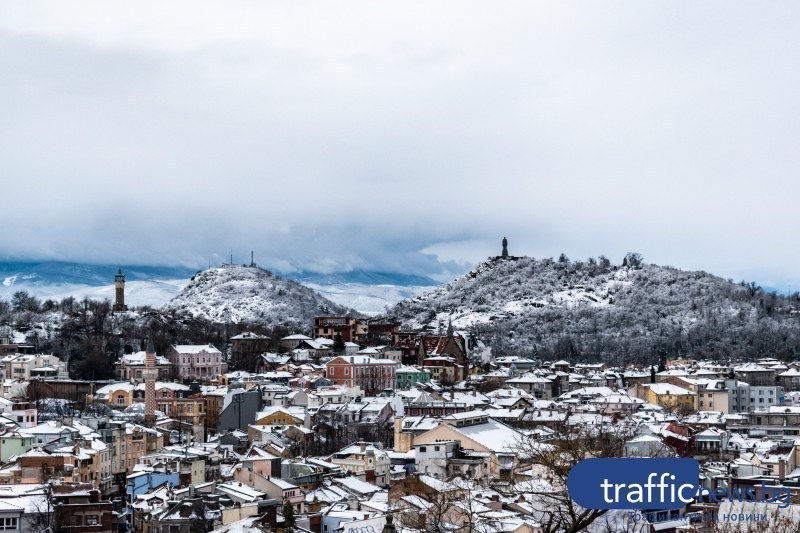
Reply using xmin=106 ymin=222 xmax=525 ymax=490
xmin=635 ymin=383 xmax=696 ymax=414
xmin=204 ymin=388 xmax=227 ymax=434
xmin=411 ymin=411 xmax=523 ymax=481
xmin=254 ymin=407 xmax=303 ymax=426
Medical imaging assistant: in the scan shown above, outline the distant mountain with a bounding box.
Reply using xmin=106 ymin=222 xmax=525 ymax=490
xmin=0 ymin=261 xmax=196 ymax=287
xmin=163 ymin=264 xmax=356 ymax=325
xmin=384 ymin=256 xmax=800 ymax=363
xmin=0 ymin=261 xmax=436 ymax=313
xmin=286 ymin=269 xmax=438 ymax=287
xmin=0 ymin=261 xmax=197 ymax=308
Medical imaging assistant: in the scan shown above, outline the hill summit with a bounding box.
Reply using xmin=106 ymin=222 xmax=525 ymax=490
xmin=164 ymin=264 xmax=353 ymax=325
xmin=385 ymin=254 xmax=800 ymax=363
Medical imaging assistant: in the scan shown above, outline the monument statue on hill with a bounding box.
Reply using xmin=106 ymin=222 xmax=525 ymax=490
xmin=502 ymin=237 xmax=509 ymax=258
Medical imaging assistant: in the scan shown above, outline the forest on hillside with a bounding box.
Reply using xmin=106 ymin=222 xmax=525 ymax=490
xmin=0 ymin=292 xmax=293 ymax=381
xmin=386 ymin=254 xmax=800 ymax=365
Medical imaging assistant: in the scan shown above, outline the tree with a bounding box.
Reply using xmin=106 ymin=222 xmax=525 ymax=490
xmin=332 ymin=332 xmax=345 ymax=354
xmin=511 ymin=417 xmax=637 ymax=533
xmin=745 ymin=281 xmax=761 ymax=297
xmin=624 ymin=252 xmax=644 ymax=269
xmin=392 ymin=477 xmax=502 ymax=533
xmin=12 ymin=290 xmax=39 ymax=312
xmin=27 ymin=483 xmax=55 ymax=533
xmin=282 ymin=498 xmax=295 ymax=532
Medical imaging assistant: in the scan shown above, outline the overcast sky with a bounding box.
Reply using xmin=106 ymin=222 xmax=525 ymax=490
xmin=1 ymin=2 xmax=799 ymax=288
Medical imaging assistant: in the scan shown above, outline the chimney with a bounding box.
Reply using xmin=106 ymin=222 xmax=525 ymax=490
xmin=779 ymin=458 xmax=786 ymax=481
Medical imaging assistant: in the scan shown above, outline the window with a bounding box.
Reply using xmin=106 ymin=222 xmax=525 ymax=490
xmin=85 ymin=515 xmax=99 ymax=526
xmin=0 ymin=517 xmax=18 ymax=530
xmin=419 ymin=446 xmax=426 ymax=452
xmin=344 ymin=368 xmax=349 ymax=375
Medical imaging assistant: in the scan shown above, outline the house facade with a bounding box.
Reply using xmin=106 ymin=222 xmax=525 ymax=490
xmin=325 ymin=356 xmax=396 ymax=394
xmin=166 ymin=345 xmax=226 ymax=382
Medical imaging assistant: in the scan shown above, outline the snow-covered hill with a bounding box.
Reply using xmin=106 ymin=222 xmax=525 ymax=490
xmin=163 ymin=264 xmax=355 ymax=325
xmin=385 ymin=255 xmax=800 ymax=363
xmin=0 ymin=261 xmax=434 ymax=313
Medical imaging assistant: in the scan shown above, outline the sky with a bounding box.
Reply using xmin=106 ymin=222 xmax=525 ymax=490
xmin=1 ymin=2 xmax=799 ymax=289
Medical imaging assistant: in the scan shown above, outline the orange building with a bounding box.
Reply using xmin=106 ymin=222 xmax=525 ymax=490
xmin=325 ymin=356 xmax=396 ymax=394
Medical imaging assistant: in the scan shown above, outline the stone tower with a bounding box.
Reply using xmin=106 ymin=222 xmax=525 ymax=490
xmin=113 ymin=269 xmax=128 ymax=312
xmin=501 ymin=237 xmax=509 ymax=258
xmin=143 ymin=337 xmax=157 ymax=427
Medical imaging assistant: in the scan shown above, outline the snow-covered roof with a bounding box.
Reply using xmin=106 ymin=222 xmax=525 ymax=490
xmin=644 ymin=383 xmax=694 ymax=396
xmin=171 ymin=344 xmax=221 ymax=354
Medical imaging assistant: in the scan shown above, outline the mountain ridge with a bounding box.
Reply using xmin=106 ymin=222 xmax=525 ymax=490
xmin=383 ymin=255 xmax=800 ymax=363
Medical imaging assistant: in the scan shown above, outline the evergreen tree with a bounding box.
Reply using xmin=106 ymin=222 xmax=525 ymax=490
xmin=283 ymin=499 xmax=296 ymax=532
xmin=332 ymin=333 xmax=345 ymax=354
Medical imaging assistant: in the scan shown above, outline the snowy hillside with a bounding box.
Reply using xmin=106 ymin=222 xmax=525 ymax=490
xmin=0 ymin=261 xmax=195 ymax=308
xmin=386 ymin=255 xmax=800 ymax=363
xmin=163 ymin=264 xmax=355 ymax=325
xmin=0 ymin=261 xmax=432 ymax=313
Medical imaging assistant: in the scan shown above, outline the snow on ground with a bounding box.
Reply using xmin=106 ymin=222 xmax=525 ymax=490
xmin=2 ymin=276 xmax=426 ymax=315
xmin=2 ymin=279 xmax=189 ymax=308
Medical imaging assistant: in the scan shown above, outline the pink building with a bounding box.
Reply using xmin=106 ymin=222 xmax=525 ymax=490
xmin=166 ymin=344 xmax=226 ymax=382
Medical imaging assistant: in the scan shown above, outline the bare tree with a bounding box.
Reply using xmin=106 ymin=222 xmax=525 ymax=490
xmin=27 ymin=483 xmax=55 ymax=533
xmin=511 ymin=418 xmax=635 ymax=533
xmin=392 ymin=477 xmax=501 ymax=533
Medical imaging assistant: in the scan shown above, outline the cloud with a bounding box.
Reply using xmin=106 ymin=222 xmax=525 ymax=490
xmin=1 ymin=2 xmax=799 ymax=288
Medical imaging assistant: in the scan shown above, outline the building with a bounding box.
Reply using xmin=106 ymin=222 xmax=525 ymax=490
xmin=217 ymin=388 xmax=262 ymax=433
xmin=0 ymin=427 xmax=34 ymax=461
xmin=395 ymin=366 xmax=431 ymax=389
xmin=734 ymin=364 xmax=777 ymax=387
xmin=166 ymin=345 xmax=225 ymax=382
xmin=325 ymin=356 xmax=396 ymax=394
xmin=417 ymin=330 xmax=469 ymax=382
xmin=724 ymin=379 xmax=784 ymax=413
xmin=631 ymin=383 xmax=697 ymax=414
xmin=329 ymin=442 xmax=391 ymax=486
xmin=411 ymin=411 xmax=523 ymax=480
xmin=115 ymin=351 xmax=172 ymax=381
xmin=229 ymin=332 xmax=270 ymax=373
xmin=1 ymin=353 xmax=67 ymax=381
xmin=313 ymin=317 xmax=367 ymax=343
xmin=52 ymin=483 xmax=114 ymax=533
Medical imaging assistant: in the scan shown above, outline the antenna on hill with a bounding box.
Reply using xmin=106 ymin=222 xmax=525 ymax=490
xmin=251 ymin=250 xmax=255 ymax=267
xmin=230 ymin=250 xmax=233 ymax=265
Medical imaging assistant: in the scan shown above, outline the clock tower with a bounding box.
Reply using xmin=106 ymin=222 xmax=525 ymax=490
xmin=113 ymin=269 xmax=128 ymax=312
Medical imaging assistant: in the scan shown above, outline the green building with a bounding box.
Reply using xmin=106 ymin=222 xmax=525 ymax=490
xmin=396 ymin=366 xmax=431 ymax=389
